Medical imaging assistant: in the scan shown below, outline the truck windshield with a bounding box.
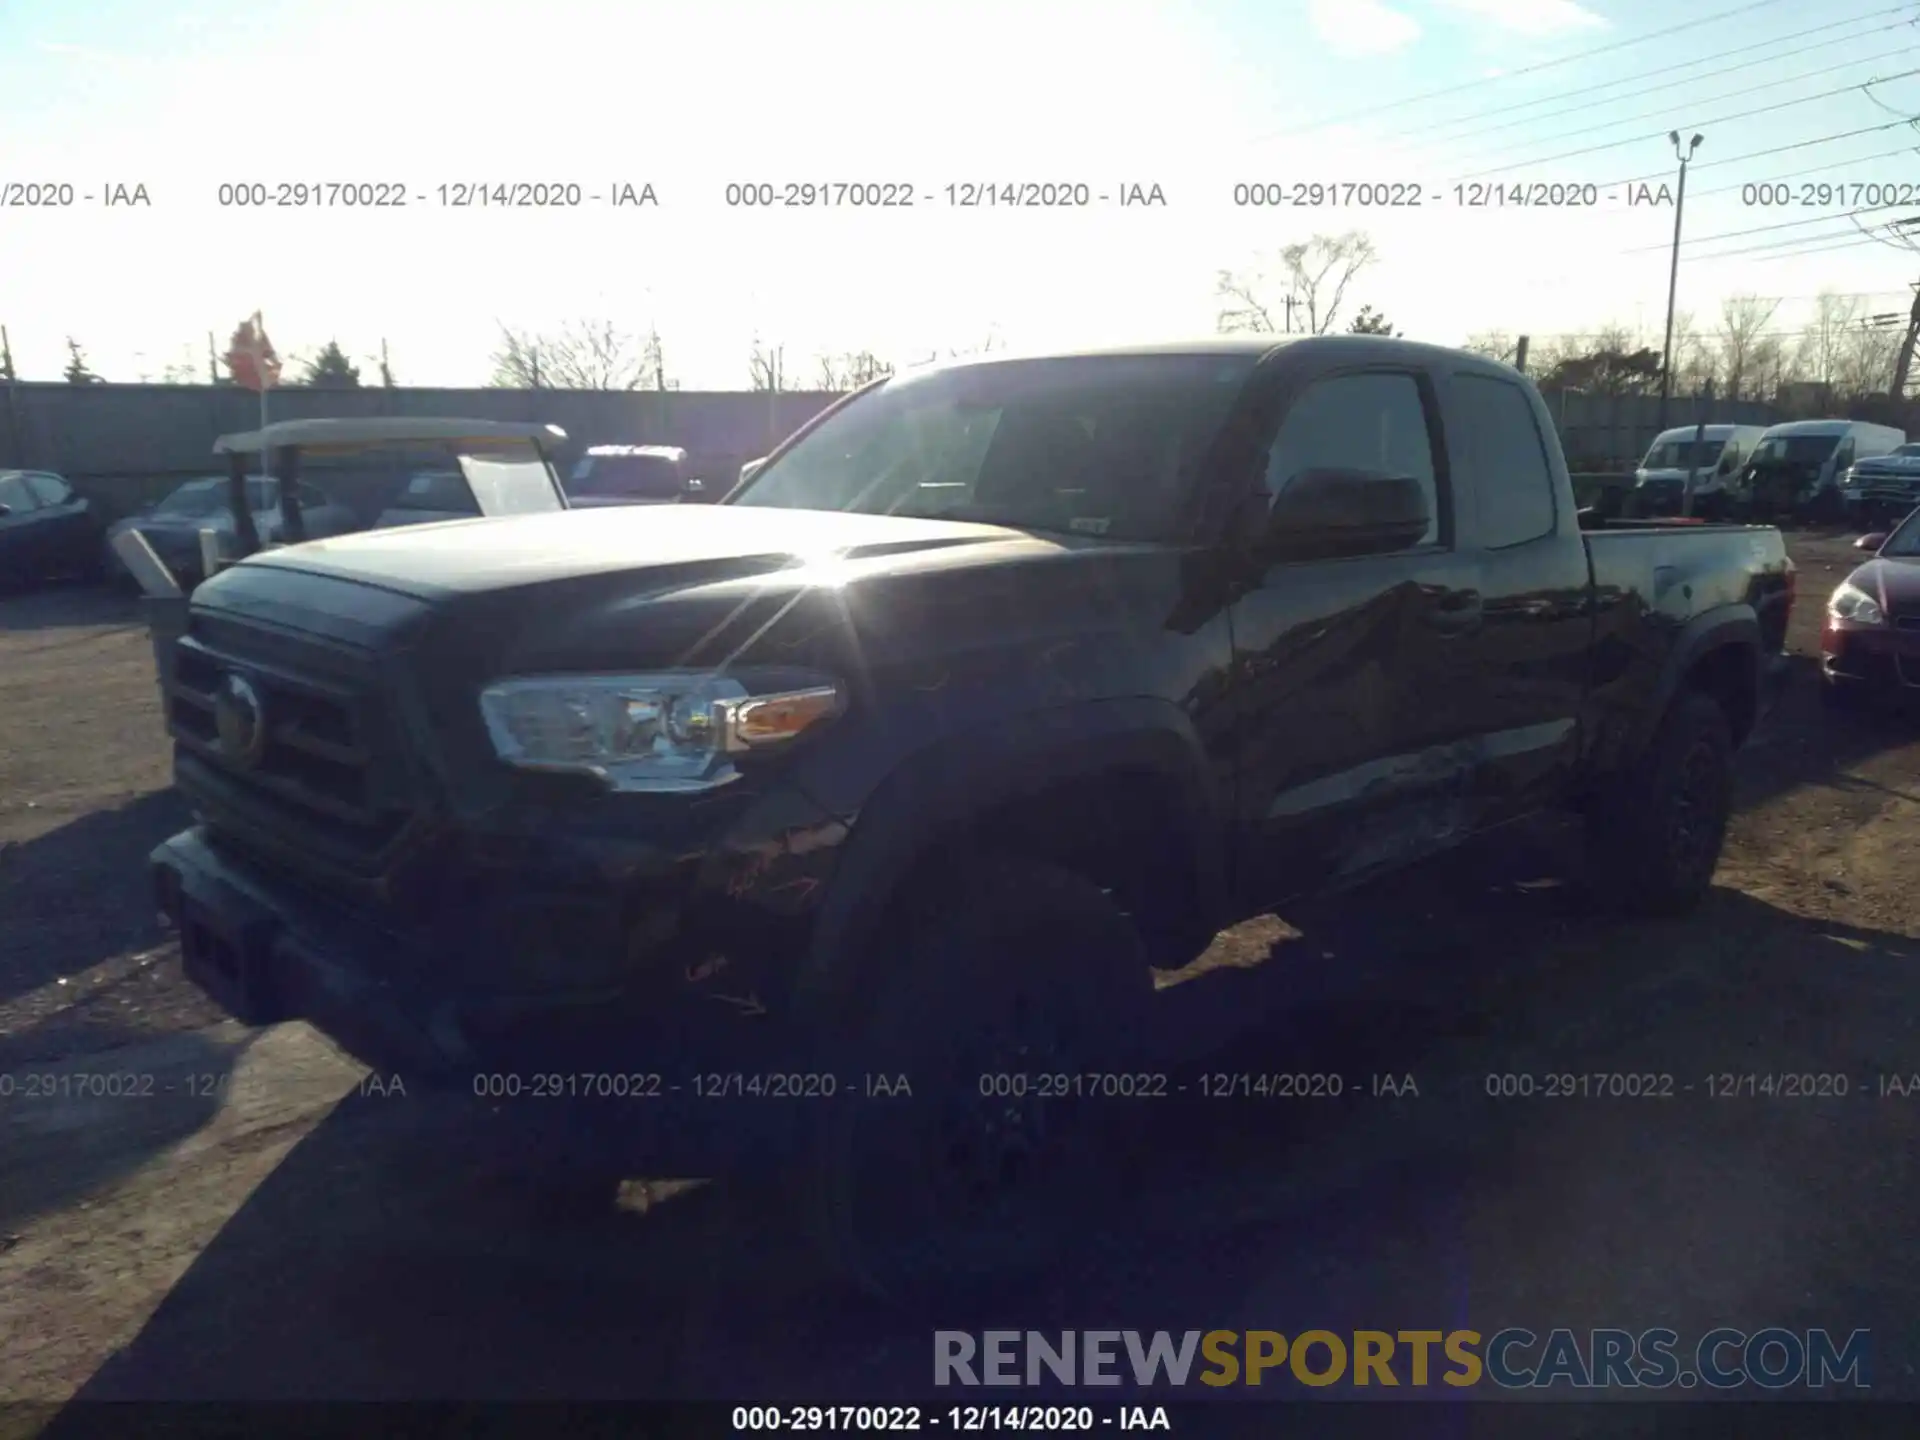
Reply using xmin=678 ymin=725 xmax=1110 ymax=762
xmin=1644 ymin=439 xmax=1724 ymax=470
xmin=728 ymin=354 xmax=1258 ymax=541
xmin=1751 ymin=434 xmax=1840 ymax=467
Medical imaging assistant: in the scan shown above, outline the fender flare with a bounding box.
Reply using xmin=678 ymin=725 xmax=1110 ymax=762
xmin=794 ymin=696 xmax=1229 ymax=1009
xmin=1630 ymin=603 xmax=1761 ymax=758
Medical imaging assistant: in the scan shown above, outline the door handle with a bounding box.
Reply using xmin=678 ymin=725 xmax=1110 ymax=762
xmin=1428 ymin=590 xmax=1483 ymax=634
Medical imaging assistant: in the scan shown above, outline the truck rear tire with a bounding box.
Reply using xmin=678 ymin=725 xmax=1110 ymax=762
xmin=1584 ymin=690 xmax=1733 ymax=917
xmin=799 ymin=857 xmax=1154 ymax=1305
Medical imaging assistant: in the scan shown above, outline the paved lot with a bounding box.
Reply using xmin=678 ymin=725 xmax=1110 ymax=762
xmin=2 ymin=533 xmax=1917 ymax=1414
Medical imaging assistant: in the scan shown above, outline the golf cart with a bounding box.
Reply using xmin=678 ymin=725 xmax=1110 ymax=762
xmin=120 ymin=416 xmax=570 ymax=708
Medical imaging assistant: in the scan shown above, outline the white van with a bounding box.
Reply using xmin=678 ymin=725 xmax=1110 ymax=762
xmin=1743 ymin=419 xmax=1906 ymax=521
xmin=1630 ymin=424 xmax=1766 ymax=517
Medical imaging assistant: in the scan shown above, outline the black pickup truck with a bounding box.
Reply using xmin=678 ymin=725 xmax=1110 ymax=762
xmin=151 ymin=338 xmax=1793 ymax=1298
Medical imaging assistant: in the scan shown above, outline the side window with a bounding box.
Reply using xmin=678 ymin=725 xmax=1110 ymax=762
xmin=1261 ymin=372 xmax=1440 ymax=547
xmin=1834 ymin=437 xmax=1855 ymax=470
xmin=23 ymin=473 xmax=73 ymax=505
xmin=0 ymin=474 xmax=40 ymax=514
xmin=1451 ymin=373 xmax=1556 ymax=549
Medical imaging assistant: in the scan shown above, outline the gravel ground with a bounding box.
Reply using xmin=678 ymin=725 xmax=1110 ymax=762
xmin=1 ymin=533 xmax=1917 ymax=1421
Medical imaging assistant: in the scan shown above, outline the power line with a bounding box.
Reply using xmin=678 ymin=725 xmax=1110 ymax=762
xmin=1688 ymin=141 xmax=1920 ymax=198
xmin=1393 ymin=6 xmax=1915 ymax=145
xmin=1436 ymin=28 xmax=1917 ymax=157
xmin=1598 ymin=117 xmax=1920 ymax=189
xmin=1623 ymin=202 xmax=1916 ymax=253
xmin=1452 ymin=65 xmax=1920 ymax=180
xmin=1690 ymin=230 xmax=1892 ymax=261
xmin=1252 ymin=0 xmax=1795 ymax=140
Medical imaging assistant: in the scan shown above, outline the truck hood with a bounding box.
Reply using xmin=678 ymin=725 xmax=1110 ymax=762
xmin=234 ymin=504 xmax=1064 ymax=599
xmin=1849 ymin=456 xmax=1920 ymax=476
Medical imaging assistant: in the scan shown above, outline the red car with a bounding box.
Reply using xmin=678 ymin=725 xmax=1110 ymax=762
xmin=1822 ymin=510 xmax=1920 ymax=706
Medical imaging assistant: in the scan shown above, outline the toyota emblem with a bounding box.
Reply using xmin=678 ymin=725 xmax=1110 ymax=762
xmin=213 ymin=673 xmax=268 ymax=768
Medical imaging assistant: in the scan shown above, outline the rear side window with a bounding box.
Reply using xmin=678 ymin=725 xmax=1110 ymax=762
xmin=23 ymin=473 xmax=73 ymax=505
xmin=1451 ymin=374 xmax=1556 ymax=549
xmin=1262 ymin=372 xmax=1440 ymax=548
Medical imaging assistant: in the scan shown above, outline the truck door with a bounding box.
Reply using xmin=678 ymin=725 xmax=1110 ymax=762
xmin=1438 ymin=369 xmax=1591 ymax=826
xmin=1225 ymin=365 xmax=1488 ymax=906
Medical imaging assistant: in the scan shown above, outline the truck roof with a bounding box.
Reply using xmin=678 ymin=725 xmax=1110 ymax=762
xmin=1649 ymin=424 xmax=1758 ymax=443
xmin=213 ymin=418 xmax=568 ymax=455
xmin=913 ymin=334 xmax=1520 ymax=372
xmin=1756 ymin=418 xmax=1896 ymax=438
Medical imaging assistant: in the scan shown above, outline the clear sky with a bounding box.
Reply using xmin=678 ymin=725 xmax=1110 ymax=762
xmin=2 ymin=0 xmax=1917 ymax=387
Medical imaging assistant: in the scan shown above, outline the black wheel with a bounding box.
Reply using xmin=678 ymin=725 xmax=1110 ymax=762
xmin=798 ymin=857 xmax=1153 ymax=1304
xmin=1584 ymin=690 xmax=1734 ymax=917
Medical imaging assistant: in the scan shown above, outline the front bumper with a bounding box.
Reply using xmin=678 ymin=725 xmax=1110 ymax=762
xmin=1820 ymin=620 xmax=1920 ymax=691
xmin=151 ymin=824 xmax=820 ymax=1171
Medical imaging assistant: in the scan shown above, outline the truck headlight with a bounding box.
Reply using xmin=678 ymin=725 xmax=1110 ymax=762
xmin=1829 ymin=582 xmax=1885 ymax=626
xmin=478 ymin=670 xmax=844 ymax=792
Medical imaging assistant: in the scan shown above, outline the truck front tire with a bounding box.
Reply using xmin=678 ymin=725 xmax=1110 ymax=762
xmin=799 ymin=856 xmax=1154 ymax=1304
xmin=1585 ymin=690 xmax=1734 ymax=916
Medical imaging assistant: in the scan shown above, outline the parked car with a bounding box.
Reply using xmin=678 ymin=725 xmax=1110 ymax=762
xmin=1743 ymin=419 xmax=1906 ymax=523
xmin=0 ymin=469 xmax=104 ymax=590
xmin=565 ymin=444 xmax=691 ymax=508
xmin=1626 ymin=424 xmax=1765 ymax=519
xmin=1821 ymin=508 xmax=1920 ymax=706
xmin=106 ymin=474 xmax=357 ymax=588
xmin=1840 ymin=441 xmax=1920 ymax=528
xmin=372 ymin=469 xmax=481 ymax=528
xmin=150 ymin=337 xmax=1792 ymax=1302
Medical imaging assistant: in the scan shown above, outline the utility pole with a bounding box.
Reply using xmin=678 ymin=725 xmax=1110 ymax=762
xmin=1514 ymin=335 xmax=1530 ymax=374
xmin=1282 ymin=294 xmax=1300 ymax=334
xmin=207 ymin=331 xmax=219 ymax=384
xmin=1891 ymin=279 xmax=1920 ymax=400
xmin=1657 ymin=130 xmax=1704 ymax=436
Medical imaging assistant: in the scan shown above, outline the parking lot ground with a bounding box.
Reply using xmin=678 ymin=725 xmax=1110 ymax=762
xmin=2 ymin=531 xmax=1917 ymax=1412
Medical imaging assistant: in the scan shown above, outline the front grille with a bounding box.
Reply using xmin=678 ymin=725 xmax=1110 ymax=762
xmin=166 ymin=613 xmax=422 ymax=879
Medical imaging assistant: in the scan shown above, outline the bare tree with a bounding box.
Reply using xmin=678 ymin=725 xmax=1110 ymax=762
xmin=1670 ymin=311 xmax=1719 ymax=395
xmin=1793 ymin=292 xmax=1862 ymax=390
xmin=488 ymin=319 xmax=656 ymax=389
xmin=1714 ymin=294 xmax=1781 ymax=401
xmin=639 ymin=326 xmax=676 ymax=390
xmin=1461 ymin=330 xmax=1515 ymax=362
xmin=1834 ymin=320 xmax=1904 ymax=399
xmin=158 ymin=343 xmax=202 ymax=384
xmin=749 ymin=337 xmax=787 ymax=392
xmin=816 ymin=351 xmax=895 ymax=389
xmin=1216 ymin=231 xmax=1378 ymax=336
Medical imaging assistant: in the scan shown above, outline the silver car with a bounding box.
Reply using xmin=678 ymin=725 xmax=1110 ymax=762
xmin=105 ymin=475 xmax=357 ymax=587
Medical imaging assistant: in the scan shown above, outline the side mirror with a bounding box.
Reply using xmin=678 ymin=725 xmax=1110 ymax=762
xmin=1263 ymin=468 xmax=1430 ymax=562
xmin=0 ymin=504 xmax=11 ymax=518
xmin=1856 ymin=532 xmax=1889 ymax=552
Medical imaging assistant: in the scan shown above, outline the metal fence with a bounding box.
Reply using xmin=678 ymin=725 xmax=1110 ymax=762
xmin=0 ymin=376 xmax=1786 ymax=518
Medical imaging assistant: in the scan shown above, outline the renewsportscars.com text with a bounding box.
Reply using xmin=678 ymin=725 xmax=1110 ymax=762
xmin=933 ymin=1328 xmax=1871 ymax=1390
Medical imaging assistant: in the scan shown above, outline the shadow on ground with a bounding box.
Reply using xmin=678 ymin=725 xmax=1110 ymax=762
xmin=0 ymin=789 xmax=191 ymax=1014
xmin=46 ymin=833 xmax=1920 ymax=1406
xmin=0 ymin=1022 xmax=253 ymax=1233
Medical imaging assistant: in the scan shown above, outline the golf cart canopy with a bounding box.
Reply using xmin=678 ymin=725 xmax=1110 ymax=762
xmin=201 ymin=415 xmax=572 ymax=565
xmin=214 ymin=418 xmax=567 ymax=455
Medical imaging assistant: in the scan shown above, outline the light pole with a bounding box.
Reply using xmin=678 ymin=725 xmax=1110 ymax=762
xmin=1657 ymin=130 xmax=1703 ymax=435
